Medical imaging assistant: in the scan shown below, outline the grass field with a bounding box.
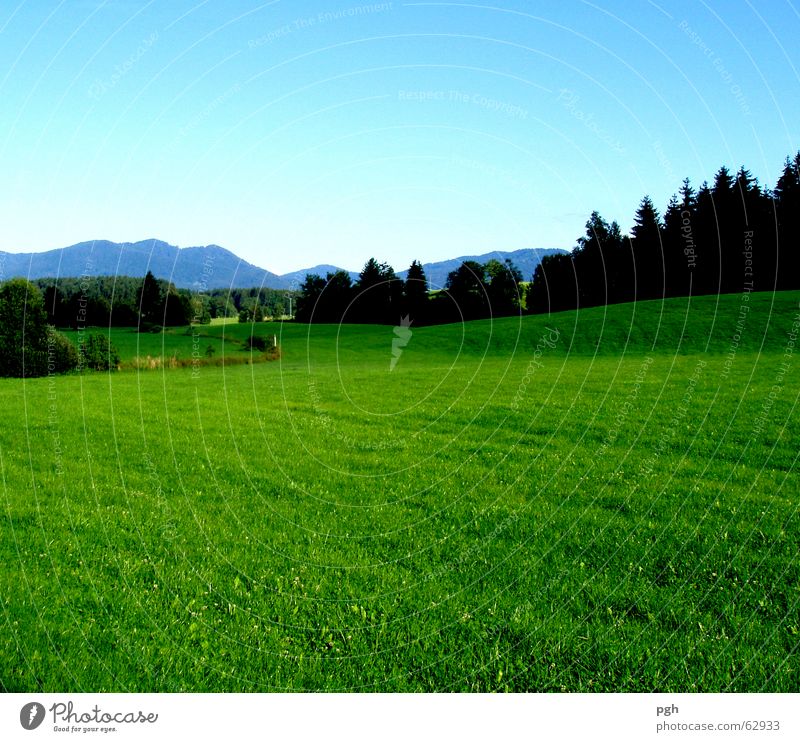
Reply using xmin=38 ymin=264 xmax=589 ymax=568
xmin=1 ymin=292 xmax=799 ymax=691
xmin=59 ymin=324 xmax=252 ymax=367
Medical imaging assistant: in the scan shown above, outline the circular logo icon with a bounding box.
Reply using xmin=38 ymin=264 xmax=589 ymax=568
xmin=20 ymin=702 xmax=45 ymax=731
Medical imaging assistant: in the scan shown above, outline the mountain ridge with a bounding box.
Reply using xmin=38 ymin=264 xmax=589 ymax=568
xmin=0 ymin=240 xmax=567 ymax=290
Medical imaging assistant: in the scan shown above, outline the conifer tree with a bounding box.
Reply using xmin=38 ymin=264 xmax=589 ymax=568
xmin=631 ymin=196 xmax=664 ymax=300
xmin=403 ymin=260 xmax=429 ymax=325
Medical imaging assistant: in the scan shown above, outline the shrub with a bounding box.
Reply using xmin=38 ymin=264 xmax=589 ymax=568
xmin=46 ymin=327 xmax=79 ymax=374
xmin=0 ymin=279 xmax=49 ymax=377
xmin=79 ymin=333 xmax=121 ymax=372
xmin=246 ymin=335 xmax=268 ymax=352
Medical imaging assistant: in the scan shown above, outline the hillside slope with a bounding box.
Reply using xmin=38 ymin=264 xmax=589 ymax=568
xmin=207 ymin=291 xmax=800 ymax=368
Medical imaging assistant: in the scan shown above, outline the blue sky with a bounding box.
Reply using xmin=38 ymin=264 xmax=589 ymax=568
xmin=1 ymin=0 xmax=799 ymax=274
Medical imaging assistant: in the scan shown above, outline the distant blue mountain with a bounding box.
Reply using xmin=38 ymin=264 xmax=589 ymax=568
xmin=0 ymin=239 xmax=280 ymax=290
xmin=399 ymin=248 xmax=567 ymax=288
xmin=0 ymin=240 xmax=566 ymax=290
xmin=282 ymin=249 xmax=566 ymax=289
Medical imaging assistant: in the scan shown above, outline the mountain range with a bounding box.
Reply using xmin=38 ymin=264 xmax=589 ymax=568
xmin=0 ymin=239 xmax=566 ymax=290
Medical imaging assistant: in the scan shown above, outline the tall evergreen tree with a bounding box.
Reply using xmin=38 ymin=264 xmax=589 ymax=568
xmin=573 ymin=212 xmax=627 ymax=308
xmin=663 ymin=190 xmax=692 ymax=298
xmin=631 ymin=196 xmax=664 ymax=300
xmin=774 ymin=153 xmax=800 ymax=290
xmin=138 ymin=270 xmax=162 ymax=328
xmin=662 ymin=177 xmax=699 ymax=297
xmin=403 ymin=260 xmax=429 ymax=325
xmin=734 ymin=167 xmax=775 ymax=292
xmin=693 ymin=181 xmax=718 ymax=295
xmin=679 ymin=177 xmax=696 ymax=211
xmin=573 ymin=212 xmax=607 ymax=309
xmin=662 ymin=195 xmax=681 ymax=291
xmin=353 ymin=259 xmax=400 ymax=324
xmin=711 ymin=166 xmax=740 ymax=293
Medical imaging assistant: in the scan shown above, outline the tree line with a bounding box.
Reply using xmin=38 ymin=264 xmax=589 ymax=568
xmin=229 ymin=288 xmax=295 ymax=323
xmin=296 ymin=151 xmax=800 ymax=325
xmin=0 ymin=271 xmax=300 ymax=377
xmin=0 ymin=279 xmax=119 ymax=377
xmin=4 ymin=150 xmax=798 ymax=375
xmin=33 ymin=274 xmax=298 ymax=328
xmin=527 ymin=153 xmax=800 ymax=312
xmin=2 ymin=271 xmax=214 ymax=377
xmin=296 ymin=257 xmax=525 ymax=326
xmin=34 ymin=272 xmax=202 ymax=329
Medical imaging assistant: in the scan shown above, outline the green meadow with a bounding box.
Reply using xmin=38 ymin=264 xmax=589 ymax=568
xmin=1 ymin=292 xmax=798 ymax=691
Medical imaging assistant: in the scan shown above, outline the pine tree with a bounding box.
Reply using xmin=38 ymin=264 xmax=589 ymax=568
xmin=774 ymin=153 xmax=800 ymax=290
xmin=357 ymin=258 xmax=383 ymax=289
xmin=679 ymin=178 xmax=696 ymax=211
xmin=572 ymin=212 xmax=627 ymax=308
xmin=663 ymin=193 xmax=691 ymax=298
xmin=631 ymin=196 xmax=664 ymax=300
xmin=138 ymin=270 xmax=162 ymax=328
xmin=403 ymin=260 xmax=429 ymax=325
xmin=354 ymin=259 xmax=399 ymax=324
xmin=694 ymin=181 xmax=718 ymax=295
xmin=711 ymin=167 xmax=740 ymax=293
xmin=734 ymin=167 xmax=775 ymax=291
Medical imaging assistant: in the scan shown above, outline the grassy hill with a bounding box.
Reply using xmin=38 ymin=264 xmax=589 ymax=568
xmin=252 ymin=289 xmax=797 ymax=358
xmin=71 ymin=290 xmax=800 ymax=366
xmin=1 ymin=292 xmax=798 ymax=692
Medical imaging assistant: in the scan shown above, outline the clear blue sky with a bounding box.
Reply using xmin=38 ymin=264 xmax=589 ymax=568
xmin=1 ymin=0 xmax=798 ymax=274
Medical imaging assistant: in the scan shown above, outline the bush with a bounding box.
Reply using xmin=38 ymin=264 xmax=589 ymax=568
xmin=0 ymin=279 xmax=49 ymax=377
xmin=79 ymin=333 xmax=121 ymax=372
xmin=46 ymin=327 xmax=79 ymax=374
xmin=245 ymin=335 xmax=268 ymax=352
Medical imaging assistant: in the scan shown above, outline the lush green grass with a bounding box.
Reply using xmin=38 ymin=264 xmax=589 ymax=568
xmin=209 ymin=317 xmax=240 ymax=326
xmin=2 ymin=292 xmax=798 ymax=691
xmin=60 ymin=324 xmax=251 ymax=365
